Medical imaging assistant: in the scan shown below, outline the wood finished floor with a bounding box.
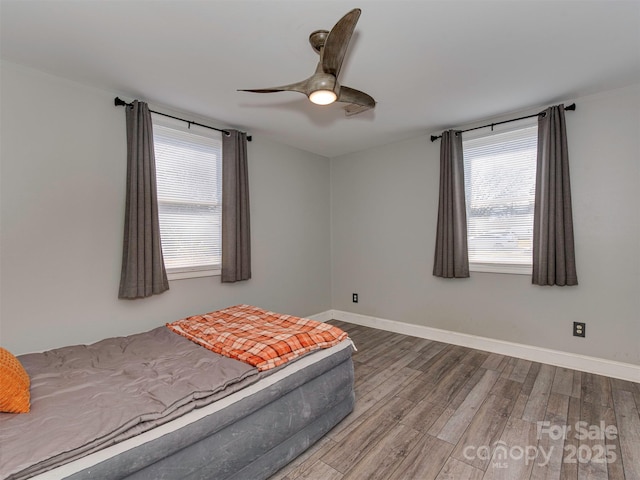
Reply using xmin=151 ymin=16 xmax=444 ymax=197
xmin=270 ymin=322 xmax=640 ymax=480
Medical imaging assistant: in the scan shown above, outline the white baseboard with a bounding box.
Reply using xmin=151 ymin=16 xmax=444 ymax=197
xmin=307 ymin=310 xmax=335 ymax=324
xmin=312 ymin=309 xmax=640 ymax=383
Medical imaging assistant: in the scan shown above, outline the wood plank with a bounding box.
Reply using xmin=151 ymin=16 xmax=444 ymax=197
xmin=437 ymin=369 xmax=500 ymax=444
xmin=411 ymin=360 xmax=480 ymax=406
xmin=482 ymin=353 xmax=507 ymax=372
xmin=355 ymin=351 xmax=422 ymax=397
xmin=559 ymin=396 xmax=581 ymax=480
xmin=491 ymin=377 xmax=524 ymax=401
xmin=353 ymin=332 xmax=409 ymax=364
xmin=420 ymin=345 xmax=472 ymax=381
xmin=349 ymin=330 xmax=396 ymax=353
xmin=395 ymin=374 xmax=433 ymax=403
xmin=448 ymin=367 xmax=488 ymax=410
xmin=611 ymin=388 xmax=640 ymax=480
xmin=450 ymin=394 xmax=514 ymax=470
xmin=436 ymin=457 xmax=484 ymax=480
xmin=388 ymin=434 xmax=454 ymax=480
xmin=571 ymin=371 xmax=582 ymax=399
xmin=428 ymin=406 xmax=456 ymax=437
xmin=521 ymin=362 xmax=542 ymax=396
xmin=610 ymin=377 xmax=639 ymax=394
xmin=509 ymin=358 xmax=532 ymax=383
xmin=405 ymin=341 xmax=449 ymax=371
xmin=552 ymin=367 xmax=575 ymax=397
xmin=602 ymin=402 xmax=625 ymax=480
xmin=352 ymin=362 xmax=377 ymax=388
xmin=341 ymin=423 xmax=421 ymax=480
xmin=330 ymin=367 xmax=420 ymax=442
xmin=293 ymin=461 xmax=343 ymax=480
xmin=463 ymin=349 xmax=491 ymax=369
xmin=529 ymin=392 xmax=570 ymax=480
xmin=349 ymin=332 xmax=399 ymax=363
xmin=581 ymin=373 xmax=613 ymax=407
xmin=522 ymin=364 xmax=555 ymax=423
xmin=500 ymin=357 xmax=518 ymax=380
xmin=400 ymin=399 xmax=447 ymax=433
xmin=577 ymin=399 xmax=609 ymax=480
xmin=399 ymin=352 xmax=484 ymax=408
xmin=510 ymin=393 xmax=530 ymax=421
xmin=482 ymin=417 xmax=538 ymax=480
xmin=403 ymin=336 xmax=434 ymax=353
xmin=323 ymin=395 xmax=416 ymax=469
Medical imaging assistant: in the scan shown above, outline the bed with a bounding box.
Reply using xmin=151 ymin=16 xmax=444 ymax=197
xmin=0 ymin=305 xmax=355 ymax=480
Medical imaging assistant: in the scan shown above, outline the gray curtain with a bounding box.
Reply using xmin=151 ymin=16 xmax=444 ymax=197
xmin=118 ymin=101 xmax=169 ymax=299
xmin=532 ymin=105 xmax=578 ymax=286
xmin=221 ymin=130 xmax=251 ymax=283
xmin=433 ymin=130 xmax=470 ymax=278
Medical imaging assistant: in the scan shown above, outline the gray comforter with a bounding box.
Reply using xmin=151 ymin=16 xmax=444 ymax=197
xmin=0 ymin=327 xmax=259 ymax=480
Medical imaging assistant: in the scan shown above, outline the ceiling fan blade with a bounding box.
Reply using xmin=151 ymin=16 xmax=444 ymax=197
xmin=322 ymin=8 xmax=361 ymax=78
xmin=238 ymin=79 xmax=308 ymax=95
xmin=337 ymin=85 xmax=375 ymax=116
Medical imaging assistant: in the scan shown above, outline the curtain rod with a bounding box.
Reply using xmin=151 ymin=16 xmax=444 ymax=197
xmin=114 ymin=97 xmax=252 ymax=141
xmin=430 ymin=103 xmax=576 ymax=142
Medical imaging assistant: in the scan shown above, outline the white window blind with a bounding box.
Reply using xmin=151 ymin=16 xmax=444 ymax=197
xmin=152 ymin=115 xmax=222 ymax=276
xmin=463 ymin=120 xmax=538 ymax=274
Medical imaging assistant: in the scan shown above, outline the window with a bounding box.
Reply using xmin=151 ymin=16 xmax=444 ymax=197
xmin=152 ymin=115 xmax=222 ymax=279
xmin=463 ymin=119 xmax=538 ymax=274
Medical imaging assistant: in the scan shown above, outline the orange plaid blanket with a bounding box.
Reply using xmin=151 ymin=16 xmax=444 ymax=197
xmin=166 ymin=305 xmax=349 ymax=371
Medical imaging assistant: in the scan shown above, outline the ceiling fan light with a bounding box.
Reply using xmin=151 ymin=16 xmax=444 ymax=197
xmin=309 ymin=89 xmax=337 ymax=105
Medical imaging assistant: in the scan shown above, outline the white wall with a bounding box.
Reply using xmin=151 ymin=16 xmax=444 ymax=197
xmin=331 ymin=84 xmax=640 ymax=366
xmin=0 ymin=62 xmax=332 ymax=354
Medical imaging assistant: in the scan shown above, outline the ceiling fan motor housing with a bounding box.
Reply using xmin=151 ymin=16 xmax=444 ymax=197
xmin=309 ymin=30 xmax=330 ymax=53
xmin=307 ymin=72 xmax=337 ymax=94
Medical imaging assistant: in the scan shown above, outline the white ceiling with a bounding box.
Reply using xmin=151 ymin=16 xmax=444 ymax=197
xmin=1 ymin=0 xmax=639 ymax=158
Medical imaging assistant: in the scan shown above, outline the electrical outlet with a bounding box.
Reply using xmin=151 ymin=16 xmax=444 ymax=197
xmin=352 ymin=293 xmax=358 ymax=303
xmin=573 ymin=322 xmax=586 ymax=338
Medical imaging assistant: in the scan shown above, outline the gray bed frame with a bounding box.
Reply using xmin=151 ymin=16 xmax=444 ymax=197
xmin=63 ymin=343 xmax=354 ymax=480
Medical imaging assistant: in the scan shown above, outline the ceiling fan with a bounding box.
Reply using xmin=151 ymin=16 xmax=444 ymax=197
xmin=239 ymin=8 xmax=375 ymax=116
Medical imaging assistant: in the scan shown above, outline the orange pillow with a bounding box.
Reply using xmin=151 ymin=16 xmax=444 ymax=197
xmin=0 ymin=347 xmax=30 ymax=413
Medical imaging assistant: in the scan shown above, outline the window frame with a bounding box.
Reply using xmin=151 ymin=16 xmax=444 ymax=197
xmin=152 ymin=114 xmax=223 ymax=281
xmin=462 ymin=118 xmax=538 ymax=276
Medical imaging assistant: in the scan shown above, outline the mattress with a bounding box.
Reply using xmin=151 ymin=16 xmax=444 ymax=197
xmin=1 ymin=315 xmax=355 ymax=480
xmin=50 ymin=340 xmax=353 ymax=480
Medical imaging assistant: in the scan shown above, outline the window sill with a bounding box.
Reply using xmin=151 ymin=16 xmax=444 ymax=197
xmin=470 ymin=262 xmax=532 ymax=276
xmin=167 ymin=268 xmax=221 ymax=281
